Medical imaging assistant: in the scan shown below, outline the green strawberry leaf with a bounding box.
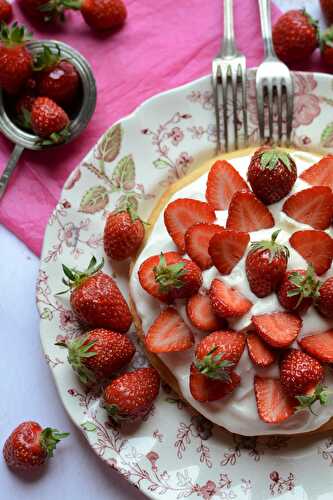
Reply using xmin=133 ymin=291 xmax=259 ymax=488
xmin=98 ymin=124 xmax=122 ymax=162
xmin=321 ymin=122 xmax=333 ymax=148
xmin=111 ymin=155 xmax=135 ymax=190
xmin=153 ymin=159 xmax=171 ymax=169
xmin=81 ymin=421 xmax=97 ymax=432
xmin=79 ymin=186 xmax=109 ymax=214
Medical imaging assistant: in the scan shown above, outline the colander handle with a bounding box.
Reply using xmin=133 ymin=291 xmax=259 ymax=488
xmin=0 ymin=144 xmax=25 ymax=201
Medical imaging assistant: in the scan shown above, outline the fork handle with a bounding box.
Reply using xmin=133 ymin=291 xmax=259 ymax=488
xmin=257 ymin=0 xmax=276 ymax=59
xmin=0 ymin=144 xmax=24 ymax=201
xmin=221 ymin=0 xmax=236 ymax=57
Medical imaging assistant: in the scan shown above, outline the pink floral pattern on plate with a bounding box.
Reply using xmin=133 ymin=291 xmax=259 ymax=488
xmin=38 ymin=70 xmax=333 ymax=499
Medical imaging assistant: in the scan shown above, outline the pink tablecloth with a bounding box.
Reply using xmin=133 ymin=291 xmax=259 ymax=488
xmin=0 ymin=0 xmax=311 ymax=255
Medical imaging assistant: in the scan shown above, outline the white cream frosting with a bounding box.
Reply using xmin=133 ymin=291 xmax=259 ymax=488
xmin=130 ymin=150 xmax=333 ymax=436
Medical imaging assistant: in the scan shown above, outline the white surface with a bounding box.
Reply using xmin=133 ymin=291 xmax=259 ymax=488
xmin=0 ymin=0 xmax=327 ymax=498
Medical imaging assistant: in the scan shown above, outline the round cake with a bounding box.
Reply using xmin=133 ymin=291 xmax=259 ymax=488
xmin=130 ymin=147 xmax=333 ymax=436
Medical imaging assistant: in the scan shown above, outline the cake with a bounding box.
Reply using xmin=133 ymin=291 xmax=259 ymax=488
xmin=129 ymin=147 xmax=333 ymax=436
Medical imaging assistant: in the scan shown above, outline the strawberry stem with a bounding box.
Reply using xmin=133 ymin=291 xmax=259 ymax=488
xmin=258 ymin=148 xmax=292 ymax=172
xmin=194 ymin=346 xmax=234 ymax=381
xmin=60 ymin=256 xmax=104 ymax=293
xmin=287 ymin=265 xmax=321 ymax=309
xmin=153 ymin=253 xmax=186 ymax=293
xmin=55 ymin=334 xmax=97 ymax=384
xmin=249 ymin=229 xmax=289 ymax=263
xmin=40 ymin=427 xmax=70 ymax=458
xmin=0 ymin=22 xmax=32 ymax=48
xmin=295 ymin=384 xmax=330 ymax=414
xmin=33 ymin=44 xmax=62 ymax=71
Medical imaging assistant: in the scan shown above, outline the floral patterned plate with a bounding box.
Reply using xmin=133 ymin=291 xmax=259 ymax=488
xmin=38 ymin=70 xmax=333 ymax=500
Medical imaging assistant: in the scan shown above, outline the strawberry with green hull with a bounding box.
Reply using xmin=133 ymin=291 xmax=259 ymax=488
xmin=317 ymin=277 xmax=333 ymax=319
xmin=19 ymin=0 xmax=66 ymax=22
xmin=138 ymin=251 xmax=182 ymax=303
xmin=103 ymin=367 xmax=160 ymax=422
xmin=290 ymin=230 xmax=333 ymax=276
xmin=280 ymin=349 xmax=329 ymax=413
xmin=56 ymin=329 xmax=135 ymax=384
xmin=164 ymin=198 xmax=216 ymax=253
xmin=104 ymin=204 xmax=145 ymax=261
xmin=278 ymin=266 xmax=321 ymax=314
xmin=34 ymin=45 xmax=80 ymax=106
xmin=146 ymin=307 xmax=194 ymax=353
xmin=3 ymin=421 xmax=69 ymax=472
xmin=61 ymin=256 xmax=132 ymax=332
xmin=0 ymin=0 xmax=12 ymax=22
xmin=247 ymin=148 xmax=297 ymax=205
xmin=0 ymin=23 xmax=33 ymax=95
xmin=63 ymin=0 xmax=127 ymax=31
xmin=205 ymin=159 xmax=249 ymax=210
xmin=209 ymin=229 xmax=250 ymax=275
xmin=31 ymin=97 xmax=70 ymax=145
xmin=254 ymin=376 xmax=296 ymax=424
xmin=321 ymin=27 xmax=333 ymax=65
xmin=190 ymin=364 xmax=240 ymax=402
xmin=272 ymin=10 xmax=319 ymax=63
xmin=245 ymin=230 xmax=289 ymax=298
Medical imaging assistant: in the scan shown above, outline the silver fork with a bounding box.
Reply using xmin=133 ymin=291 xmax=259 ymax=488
xmin=256 ymin=0 xmax=294 ymax=145
xmin=212 ymin=0 xmax=248 ymax=153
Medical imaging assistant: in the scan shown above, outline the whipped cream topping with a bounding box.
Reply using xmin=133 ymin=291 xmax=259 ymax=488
xmin=130 ymin=150 xmax=333 ymax=435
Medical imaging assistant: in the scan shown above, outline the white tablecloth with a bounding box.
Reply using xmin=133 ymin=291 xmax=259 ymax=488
xmin=0 ymin=1 xmax=325 ymax=498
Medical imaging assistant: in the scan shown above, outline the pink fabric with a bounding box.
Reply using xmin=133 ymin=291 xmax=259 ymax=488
xmin=0 ymin=0 xmax=285 ymax=255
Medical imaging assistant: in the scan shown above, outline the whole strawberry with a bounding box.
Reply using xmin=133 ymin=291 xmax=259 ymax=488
xmin=31 ymin=97 xmax=70 ymax=144
xmin=104 ymin=204 xmax=145 ymax=261
xmin=321 ymin=0 xmax=333 ymax=24
xmin=272 ymin=10 xmax=319 ymax=63
xmin=153 ymin=253 xmax=202 ymax=300
xmin=280 ymin=349 xmax=328 ymax=412
xmin=317 ymin=277 xmax=333 ymax=318
xmin=245 ymin=230 xmax=289 ymax=298
xmin=34 ymin=45 xmax=80 ymax=106
xmin=0 ymin=22 xmax=33 ymax=95
xmin=67 ymin=0 xmax=127 ymax=31
xmin=138 ymin=251 xmax=182 ymax=303
xmin=56 ymin=329 xmax=135 ymax=384
xmin=19 ymin=0 xmax=65 ymax=22
xmin=247 ymin=148 xmax=297 ymax=205
xmin=103 ymin=367 xmax=160 ymax=422
xmin=278 ymin=266 xmax=320 ymax=314
xmin=0 ymin=0 xmax=12 ymax=22
xmin=195 ymin=330 xmax=246 ymax=380
xmin=321 ymin=27 xmax=333 ymax=65
xmin=61 ymin=256 xmax=132 ymax=332
xmin=3 ymin=421 xmax=69 ymax=472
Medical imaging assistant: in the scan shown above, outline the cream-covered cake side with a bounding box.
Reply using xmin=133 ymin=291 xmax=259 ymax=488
xmin=130 ymin=150 xmax=333 ymax=436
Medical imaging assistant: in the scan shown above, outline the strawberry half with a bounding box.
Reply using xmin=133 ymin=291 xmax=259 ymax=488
xmin=205 ymin=159 xmax=249 ymax=210
xmin=145 ymin=307 xmax=194 ymax=353
xmin=246 ymin=332 xmax=276 ymax=368
xmin=298 ymin=330 xmax=333 ymax=363
xmin=190 ymin=364 xmax=240 ymax=402
xmin=138 ymin=251 xmax=181 ymax=303
xmin=252 ymin=312 xmax=302 ymax=348
xmin=164 ymin=198 xmax=216 ymax=253
xmin=290 ymin=230 xmax=333 ymax=276
xmin=186 ymin=293 xmax=226 ymax=332
xmin=254 ymin=376 xmax=296 ymax=424
xmin=300 ymin=155 xmax=333 ymax=190
xmin=209 ymin=279 xmax=252 ymax=319
xmin=282 ymin=186 xmax=333 ymax=230
xmin=209 ymin=229 xmax=250 ymax=275
xmin=185 ymin=223 xmax=224 ymax=270
xmin=226 ymin=190 xmax=275 ymax=232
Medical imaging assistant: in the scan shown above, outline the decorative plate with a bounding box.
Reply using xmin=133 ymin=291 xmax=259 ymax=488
xmin=37 ymin=70 xmax=333 ymax=500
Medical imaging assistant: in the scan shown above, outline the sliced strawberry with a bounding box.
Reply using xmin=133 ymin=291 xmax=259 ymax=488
xmin=246 ymin=332 xmax=276 ymax=367
xmin=300 ymin=155 xmax=333 ymax=190
xmin=209 ymin=279 xmax=252 ymax=318
xmin=226 ymin=190 xmax=275 ymax=232
xmin=254 ymin=376 xmax=296 ymax=424
xmin=205 ymin=159 xmax=249 ymax=210
xmin=209 ymin=229 xmax=250 ymax=275
xmin=252 ymin=312 xmax=302 ymax=348
xmin=282 ymin=186 xmax=333 ymax=230
xmin=138 ymin=252 xmax=181 ymax=303
xmin=185 ymin=223 xmax=224 ymax=270
xmin=189 ymin=363 xmax=240 ymax=402
xmin=164 ymin=198 xmax=216 ymax=253
xmin=145 ymin=307 xmax=194 ymax=353
xmin=186 ymin=293 xmax=226 ymax=332
xmin=298 ymin=330 xmax=333 ymax=363
xmin=289 ymin=230 xmax=333 ymax=276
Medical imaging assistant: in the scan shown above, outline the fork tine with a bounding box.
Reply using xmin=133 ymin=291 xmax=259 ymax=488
xmin=276 ymin=83 xmax=283 ymax=146
xmin=256 ymin=81 xmax=265 ymax=144
xmin=285 ymin=78 xmax=294 ymax=147
xmin=231 ymin=66 xmax=239 ymax=150
xmin=239 ymin=65 xmax=248 ymax=147
xmin=221 ymin=68 xmax=229 ymax=152
xmin=212 ymin=62 xmax=222 ymax=154
xmin=267 ymin=82 xmax=274 ymax=144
